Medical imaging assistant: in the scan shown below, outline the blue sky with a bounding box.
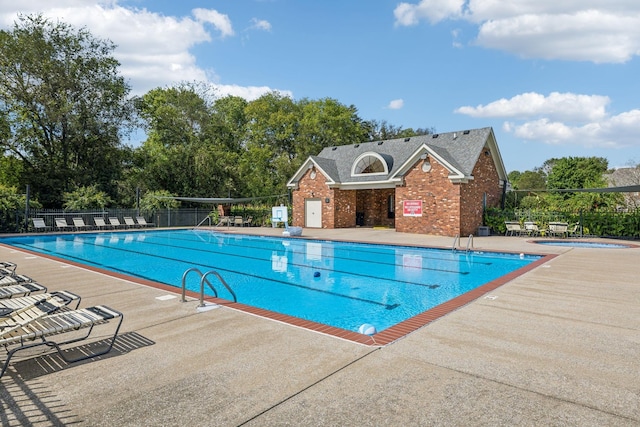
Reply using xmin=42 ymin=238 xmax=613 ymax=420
xmin=2 ymin=1 xmax=640 ymax=172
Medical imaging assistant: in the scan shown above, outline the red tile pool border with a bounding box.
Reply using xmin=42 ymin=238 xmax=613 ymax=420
xmin=1 ymin=240 xmax=556 ymax=347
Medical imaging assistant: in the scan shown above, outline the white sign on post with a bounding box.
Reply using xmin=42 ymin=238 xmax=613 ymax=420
xmin=271 ymin=206 xmax=288 ymax=227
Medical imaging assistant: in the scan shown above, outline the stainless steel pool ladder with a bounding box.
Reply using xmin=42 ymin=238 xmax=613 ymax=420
xmin=181 ymin=267 xmax=237 ymax=307
xmin=452 ymin=234 xmax=474 ymax=252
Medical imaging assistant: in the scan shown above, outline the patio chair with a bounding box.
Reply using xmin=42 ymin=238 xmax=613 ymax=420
xmin=523 ymin=221 xmax=540 ymax=237
xmin=243 ymin=216 xmax=253 ymax=227
xmin=136 ymin=216 xmax=154 ymax=227
xmin=216 ymin=216 xmax=230 ymax=227
xmin=0 ymin=291 xmax=81 ymax=319
xmin=0 ymin=282 xmax=47 ymax=299
xmin=31 ymin=218 xmax=50 ymax=232
xmin=568 ymin=222 xmax=581 ymax=237
xmin=55 ymin=218 xmax=73 ymax=231
xmin=0 ymin=304 xmax=123 ymax=378
xmin=233 ymin=216 xmax=244 ymax=227
xmin=94 ymin=217 xmax=109 ymax=230
xmin=108 ymin=217 xmax=123 ymax=229
xmin=504 ymin=221 xmax=524 ymax=236
xmin=72 ymin=217 xmax=90 ymax=231
xmin=0 ymin=262 xmax=16 ymax=276
xmin=548 ymin=222 xmax=569 ymax=238
xmin=123 ymin=217 xmax=137 ymax=228
xmin=0 ymin=272 xmax=36 ymax=286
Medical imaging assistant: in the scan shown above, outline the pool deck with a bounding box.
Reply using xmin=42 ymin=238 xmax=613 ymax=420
xmin=1 ymin=227 xmax=639 ymax=426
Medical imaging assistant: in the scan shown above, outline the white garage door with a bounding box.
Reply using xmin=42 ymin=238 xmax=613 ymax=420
xmin=305 ymin=199 xmax=322 ymax=228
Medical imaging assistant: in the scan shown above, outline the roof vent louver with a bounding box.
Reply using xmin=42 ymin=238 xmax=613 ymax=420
xmin=432 ymin=134 xmax=439 ymax=138
xmin=331 ymin=147 xmax=337 ymax=151
xmin=377 ymin=141 xmax=384 ymax=145
xmin=463 ymin=130 xmax=470 ymax=135
xmin=404 ymin=137 xmax=410 ymax=142
xmin=354 ymin=144 xmax=360 ymax=148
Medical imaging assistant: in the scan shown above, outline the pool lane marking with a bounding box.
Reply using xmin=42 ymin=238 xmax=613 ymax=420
xmin=133 ymin=233 xmax=475 ymax=277
xmin=11 ymin=240 xmax=403 ymax=310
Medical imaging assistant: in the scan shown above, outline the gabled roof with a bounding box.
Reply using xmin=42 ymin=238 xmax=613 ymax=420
xmin=287 ymin=127 xmax=508 ymax=189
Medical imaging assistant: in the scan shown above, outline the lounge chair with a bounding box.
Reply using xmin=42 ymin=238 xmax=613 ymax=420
xmin=0 ymin=291 xmax=81 ymax=318
xmin=233 ymin=216 xmax=244 ymax=227
xmin=136 ymin=216 xmax=154 ymax=227
xmin=243 ymin=216 xmax=253 ymax=227
xmin=31 ymin=218 xmax=50 ymax=232
xmin=72 ymin=217 xmax=90 ymax=231
xmin=0 ymin=262 xmax=16 ymax=276
xmin=282 ymin=222 xmax=303 ymax=237
xmin=568 ymin=222 xmax=581 ymax=237
xmin=55 ymin=218 xmax=73 ymax=231
xmin=523 ymin=221 xmax=540 ymax=237
xmin=123 ymin=217 xmax=137 ymax=228
xmin=216 ymin=216 xmax=230 ymax=227
xmin=0 ymin=282 xmax=47 ymax=299
xmin=94 ymin=217 xmax=109 ymax=230
xmin=0 ymin=304 xmax=123 ymax=378
xmin=0 ymin=272 xmax=36 ymax=286
xmin=108 ymin=217 xmax=123 ymax=229
xmin=548 ymin=222 xmax=569 ymax=238
xmin=504 ymin=221 xmax=524 ymax=236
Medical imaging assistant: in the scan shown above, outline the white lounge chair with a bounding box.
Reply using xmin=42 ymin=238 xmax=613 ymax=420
xmin=55 ymin=218 xmax=73 ymax=231
xmin=123 ymin=217 xmax=137 ymax=228
xmin=72 ymin=217 xmax=90 ymax=231
xmin=94 ymin=217 xmax=109 ymax=230
xmin=136 ymin=216 xmax=154 ymax=227
xmin=31 ymin=218 xmax=50 ymax=232
xmin=108 ymin=217 xmax=123 ymax=229
xmin=504 ymin=221 xmax=523 ymax=236
xmin=0 ymin=305 xmax=123 ymax=378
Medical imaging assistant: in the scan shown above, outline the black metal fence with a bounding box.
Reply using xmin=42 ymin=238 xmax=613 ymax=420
xmin=0 ymin=205 xmax=280 ymax=233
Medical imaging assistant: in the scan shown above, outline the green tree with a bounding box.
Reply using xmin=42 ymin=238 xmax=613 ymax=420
xmin=62 ymin=185 xmax=113 ymax=210
xmin=133 ymin=85 xmax=242 ymax=199
xmin=546 ymin=157 xmax=620 ymax=210
xmin=0 ymin=14 xmax=134 ymax=207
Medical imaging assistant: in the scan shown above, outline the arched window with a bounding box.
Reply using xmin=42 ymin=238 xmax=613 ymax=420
xmin=351 ymin=152 xmax=389 ymax=176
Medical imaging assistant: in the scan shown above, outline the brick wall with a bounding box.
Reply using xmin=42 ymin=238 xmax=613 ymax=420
xmin=459 ymin=148 xmax=503 ymax=236
xmin=395 ymin=158 xmax=461 ymax=236
xmin=291 ymin=168 xmax=332 ymax=228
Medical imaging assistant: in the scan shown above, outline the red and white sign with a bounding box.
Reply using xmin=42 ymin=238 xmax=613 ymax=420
xmin=403 ymin=200 xmax=422 ymax=217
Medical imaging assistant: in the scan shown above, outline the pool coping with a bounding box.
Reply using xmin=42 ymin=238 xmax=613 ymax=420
xmin=0 ymin=232 xmax=556 ymax=346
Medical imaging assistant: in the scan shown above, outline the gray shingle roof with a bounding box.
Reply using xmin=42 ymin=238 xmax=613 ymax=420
xmin=312 ymin=127 xmax=493 ymax=184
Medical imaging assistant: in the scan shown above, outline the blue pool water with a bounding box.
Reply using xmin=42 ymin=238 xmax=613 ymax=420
xmin=1 ymin=230 xmax=540 ymax=333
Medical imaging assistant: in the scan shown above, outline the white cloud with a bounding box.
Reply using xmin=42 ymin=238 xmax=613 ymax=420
xmin=249 ymin=18 xmax=272 ymax=32
xmin=193 ymin=8 xmax=234 ymax=38
xmin=0 ymin=2 xmax=285 ymax=97
xmin=457 ymin=91 xmax=640 ymax=149
xmin=213 ymin=84 xmax=292 ymax=101
xmin=387 ymin=99 xmax=404 ymax=109
xmin=394 ymin=0 xmax=640 ymax=63
xmin=455 ymin=92 xmax=610 ymax=122
xmin=394 ymin=0 xmax=465 ymax=26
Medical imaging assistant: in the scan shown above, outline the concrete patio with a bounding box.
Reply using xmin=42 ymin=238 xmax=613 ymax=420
xmin=1 ymin=227 xmax=638 ymax=426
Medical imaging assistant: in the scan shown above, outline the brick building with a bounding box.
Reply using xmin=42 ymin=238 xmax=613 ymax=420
xmin=286 ymin=127 xmax=508 ymax=237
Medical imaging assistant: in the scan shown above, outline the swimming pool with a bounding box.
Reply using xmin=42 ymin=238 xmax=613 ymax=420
xmin=1 ymin=230 xmax=543 ymax=341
